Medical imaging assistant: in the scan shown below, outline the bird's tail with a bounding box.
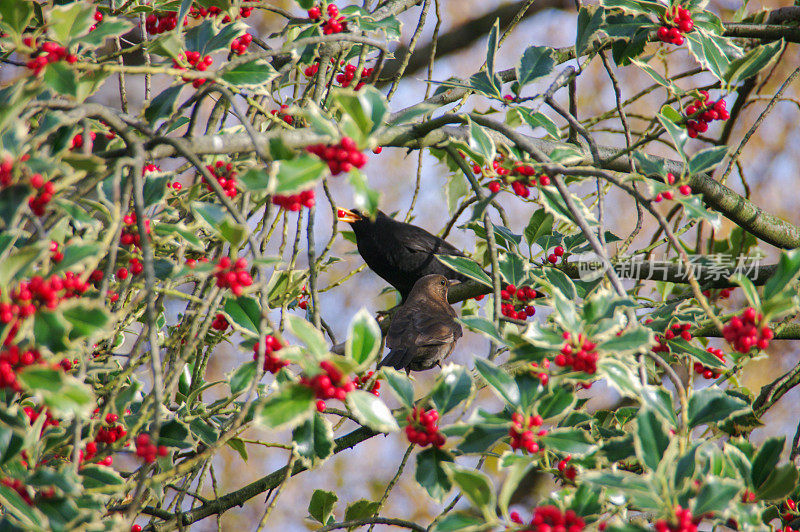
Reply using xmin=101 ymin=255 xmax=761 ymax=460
xmin=377 ymin=348 xmax=410 ymax=370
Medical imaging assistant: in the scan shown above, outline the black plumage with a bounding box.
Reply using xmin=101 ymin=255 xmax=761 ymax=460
xmin=378 ymin=274 xmax=463 ymax=373
xmin=337 ymin=208 xmax=471 ymax=301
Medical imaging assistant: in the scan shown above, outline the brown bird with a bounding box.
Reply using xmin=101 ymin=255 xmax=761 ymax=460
xmin=378 ymin=274 xmax=463 ymax=373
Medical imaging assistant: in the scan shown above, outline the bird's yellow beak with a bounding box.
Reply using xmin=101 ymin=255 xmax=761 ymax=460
xmin=447 ymin=279 xmax=462 ymax=287
xmin=337 ymin=208 xmax=362 ymax=223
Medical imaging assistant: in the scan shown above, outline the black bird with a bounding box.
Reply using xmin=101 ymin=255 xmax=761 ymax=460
xmin=337 ymin=208 xmax=471 ymax=301
xmin=378 ymin=274 xmax=462 ymax=373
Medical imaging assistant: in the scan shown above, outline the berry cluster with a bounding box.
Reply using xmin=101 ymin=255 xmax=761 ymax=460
xmin=722 ymin=307 xmax=773 ymax=353
xmin=353 ymin=371 xmax=380 ymax=396
xmin=547 ymin=246 xmax=565 ymax=264
xmin=28 ymin=175 xmax=54 ymax=216
xmin=135 ymin=433 xmax=169 ymax=463
xmin=230 ymin=33 xmax=253 ymax=55
xmin=702 ymin=287 xmax=733 ymax=300
xmin=0 ymin=346 xmax=42 ymax=391
xmin=509 ymin=412 xmax=545 ymax=453
xmin=308 ymin=4 xmax=348 ymax=34
xmin=335 ymin=63 xmax=374 ymax=90
xmin=529 ymin=359 xmax=550 ymax=386
xmin=500 ymin=284 xmax=537 ymax=320
xmin=654 ymin=173 xmax=693 ymax=202
xmin=466 ymin=152 xmax=551 ymax=198
xmin=95 ymin=413 xmax=127 ymax=445
xmin=557 ymin=454 xmax=577 ymax=481
xmin=405 ymin=407 xmax=445 ymax=448
xmin=23 ymin=406 xmax=60 ymax=432
xmin=782 ymin=498 xmax=797 ymax=526
xmin=657 ymin=5 xmax=694 ymax=45
xmin=301 ymin=361 xmax=355 ymax=411
xmin=684 ymin=91 xmax=729 ymax=138
xmin=144 ymin=12 xmax=179 ymax=35
xmin=204 ymin=160 xmax=238 ymax=197
xmin=296 ymin=284 xmax=309 ymax=310
xmin=252 ymin=335 xmax=287 ymax=373
xmin=48 ymin=241 xmax=63 ymax=263
xmin=693 ymin=347 xmax=725 ymax=379
xmin=303 ymin=61 xmax=320 ymax=77
xmin=214 ymin=257 xmax=253 ymax=296
xmin=89 ymin=10 xmax=104 ymax=31
xmin=652 ymin=322 xmax=693 ymax=353
xmin=509 ymin=505 xmax=585 ymax=531
xmin=25 ymin=39 xmax=77 ymax=75
xmin=555 ymin=332 xmax=598 ymax=374
xmin=71 ymin=131 xmax=96 ymax=151
xmin=1 ymin=273 xmax=89 ymax=323
xmin=273 ymin=190 xmax=315 ymax=211
xmin=211 ymin=313 xmax=229 ymax=331
xmin=120 ymin=212 xmax=151 ymax=248
xmin=188 ymin=5 xmax=252 ymax=22
xmin=655 ymin=505 xmax=700 ymax=532
xmin=270 ymin=104 xmax=294 ymax=124
xmin=306 ymin=137 xmax=367 ymax=175
xmin=0 ymin=155 xmax=13 ymax=187
xmin=173 ymin=51 xmax=213 ymax=88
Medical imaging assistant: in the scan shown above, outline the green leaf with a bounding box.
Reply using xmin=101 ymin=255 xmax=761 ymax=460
xmin=286 ymin=314 xmax=328 ymax=356
xmin=79 ymin=465 xmax=125 ymax=489
xmin=445 ymin=464 xmax=496 ymax=520
xmin=223 ymin=296 xmax=262 ymax=336
xmin=144 ymin=84 xmax=183 ymax=125
xmin=730 ymin=273 xmax=761 ymax=309
xmin=688 ymin=146 xmax=729 ymax=176
xmin=598 ymin=358 xmax=641 ymax=397
xmin=153 ymin=222 xmax=205 ymax=252
xmin=0 ymin=185 xmax=28 ymax=228
xmin=33 ymin=310 xmax=70 ymax=353
xmin=345 ymin=308 xmax=381 ymax=365
xmin=431 ymin=364 xmax=473 ymax=415
xmin=675 ymin=194 xmax=721 ymax=228
xmin=80 ymin=18 xmax=135 ymax=47
xmin=498 ymin=457 xmax=533 ymax=520
xmin=220 ymin=59 xmax=277 ymax=87
xmin=229 ymin=361 xmax=257 ymax=396
xmin=51 ymin=243 xmax=101 ymax=273
xmin=459 ymin=316 xmax=503 ymax=345
xmin=158 ymin=419 xmax=191 ymax=448
xmin=537 ymin=386 xmax=576 ymax=419
xmin=486 ymin=19 xmax=499 ymax=77
xmin=575 ymin=5 xmax=605 ymax=57
xmin=416 ymin=447 xmax=453 ymax=502
xmin=724 ymin=40 xmax=784 ymax=85
xmin=751 ymin=436 xmax=784 ymax=489
xmin=0 ymin=484 xmax=43 ymax=528
xmin=308 ymin=489 xmax=337 ymax=524
xmin=539 ymin=186 xmax=598 ymax=227
xmin=693 ymin=478 xmax=742 ymax=515
xmin=467 ymin=119 xmax=496 ymax=164
xmin=226 ymin=437 xmax=248 ymax=461
xmin=50 ymin=3 xmax=95 ymax=44
xmin=687 ymin=386 xmax=750 ymax=428
xmin=517 ymin=108 xmax=560 ymax=139
xmin=597 ymin=326 xmax=652 ymax=355
xmin=764 ymin=248 xmax=800 ymax=301
xmin=516 ymin=46 xmax=555 ymax=87
xmin=634 ymin=408 xmax=670 ymax=471
xmin=348 ymin=170 xmax=381 ymax=215
xmin=540 ymin=428 xmax=596 ymax=456
xmin=344 ymin=499 xmax=380 ymax=522
xmin=292 ymin=413 xmax=334 ymax=467
xmin=381 ymin=367 xmax=414 ymax=408
xmin=0 ymin=0 xmax=33 ymax=35
xmin=273 ymin=154 xmax=327 ymax=194
xmin=18 ymin=367 xmax=94 ymax=419
xmin=756 ymin=464 xmax=799 ymax=500
xmin=429 ymin=513 xmax=487 ymax=532
xmin=331 ymin=86 xmax=388 ymax=137
xmin=62 ymin=303 xmax=109 ymax=340
xmin=657 ymin=105 xmax=688 ymax=160
xmin=43 ymin=62 xmax=78 ymax=98
xmin=668 ymin=338 xmax=725 ymax=370
xmin=524 ymin=209 xmax=554 ymax=247
xmin=435 ymin=255 xmax=491 ymax=286
xmin=474 ymin=358 xmax=519 ymax=406
xmin=498 ymin=252 xmax=526 ymax=285
xmin=685 ymin=30 xmax=740 ymax=83
xmin=257 ymin=384 xmax=315 ymax=431
xmin=345 ymin=390 xmax=399 ymax=432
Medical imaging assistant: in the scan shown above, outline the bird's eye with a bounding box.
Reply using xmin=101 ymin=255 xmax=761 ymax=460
xmin=440 ymin=280 xmax=446 ymax=285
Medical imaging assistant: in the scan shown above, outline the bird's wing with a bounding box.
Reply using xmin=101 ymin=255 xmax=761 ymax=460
xmin=393 ymin=222 xmax=464 ymax=257
xmin=410 ymin=309 xmax=461 ymax=347
xmin=377 ymin=347 xmax=415 ymax=370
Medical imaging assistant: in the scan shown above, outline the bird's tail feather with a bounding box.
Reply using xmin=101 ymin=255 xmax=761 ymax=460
xmin=377 ymin=348 xmax=410 ymax=370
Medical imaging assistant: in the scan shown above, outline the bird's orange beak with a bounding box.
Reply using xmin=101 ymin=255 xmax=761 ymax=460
xmin=337 ymin=208 xmax=362 ymax=223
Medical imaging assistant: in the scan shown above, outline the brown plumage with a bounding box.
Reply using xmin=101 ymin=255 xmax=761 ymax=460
xmin=378 ymin=274 xmax=463 ymax=373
